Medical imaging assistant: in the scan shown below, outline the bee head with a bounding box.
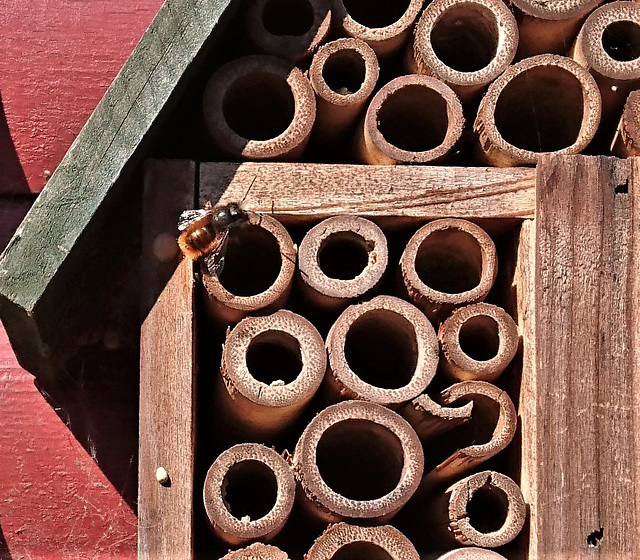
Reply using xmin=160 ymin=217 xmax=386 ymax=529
xmin=227 ymin=203 xmax=246 ymax=223
xmin=215 ymin=203 xmax=248 ymax=228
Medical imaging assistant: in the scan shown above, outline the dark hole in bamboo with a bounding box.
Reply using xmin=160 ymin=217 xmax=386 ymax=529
xmin=344 ymin=310 xmax=417 ymax=389
xmin=342 ymin=0 xmax=411 ymax=29
xmin=601 ymin=20 xmax=640 ymax=62
xmin=222 ymin=72 xmax=295 ymax=140
xmin=377 ymin=85 xmax=448 ymax=152
xmin=494 ymin=67 xmax=584 ymax=152
xmin=415 ymin=229 xmax=483 ymax=294
xmin=322 ymin=50 xmax=367 ymax=95
xmin=316 ymin=419 xmax=404 ymax=500
xmin=262 ymin=0 xmax=315 ymax=36
xmin=222 ymin=460 xmax=278 ymax=520
xmin=466 ymin=483 xmax=509 ymax=533
xmin=458 ymin=315 xmax=500 ymax=361
xmin=246 ymin=331 xmax=303 ymax=385
xmin=218 ymin=225 xmax=282 ymax=296
xmin=430 ymin=6 xmax=499 ymax=72
xmin=331 ymin=542 xmax=395 ymax=560
xmin=318 ymin=232 xmax=370 ymax=279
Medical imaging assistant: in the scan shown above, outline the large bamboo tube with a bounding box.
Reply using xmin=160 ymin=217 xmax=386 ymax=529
xmin=202 ymin=213 xmax=296 ymax=326
xmin=221 ymin=543 xmax=290 ymax=560
xmin=438 ymin=303 xmax=519 ymax=383
xmin=217 ymin=310 xmax=326 ymax=439
xmin=309 ymin=39 xmax=379 ymax=141
xmin=356 ymin=75 xmax=464 ymax=165
xmin=612 ymin=89 xmax=640 ymax=156
xmin=246 ymin=0 xmax=331 ymax=63
xmin=436 ymin=549 xmax=507 ymax=559
xmin=511 ymin=0 xmax=603 ymax=58
xmin=409 ymin=0 xmax=519 ymax=103
xmin=475 ymin=54 xmax=601 ymax=166
xmin=325 ymin=295 xmax=438 ymax=407
xmin=330 ymin=0 xmax=426 ymax=58
xmin=203 ymin=444 xmax=295 ymax=546
xmin=298 ymin=216 xmax=388 ymax=312
xmin=400 ymin=219 xmax=497 ymax=323
xmin=306 ymin=523 xmax=420 ymax=560
xmin=203 ymin=55 xmax=316 ymax=161
xmin=294 ymin=400 xmax=424 ymax=523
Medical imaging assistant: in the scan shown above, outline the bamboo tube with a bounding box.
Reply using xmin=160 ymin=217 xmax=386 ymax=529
xmin=436 ymin=548 xmax=507 ymax=559
xmin=202 ymin=213 xmax=296 ymax=326
xmin=420 ymin=381 xmax=517 ymax=491
xmin=355 ymin=75 xmax=464 ymax=165
xmin=475 ymin=54 xmax=601 ymax=166
xmin=511 ymin=0 xmax=603 ymax=58
xmin=294 ymin=400 xmax=424 ymax=523
xmin=399 ymin=393 xmax=473 ymax=441
xmin=305 ymin=523 xmax=420 ymax=560
xmin=438 ymin=303 xmax=519 ymax=383
xmin=409 ymin=0 xmax=519 ymax=103
xmin=217 ymin=310 xmax=326 ymax=439
xmin=572 ymin=1 xmax=640 ymax=129
xmin=246 ymin=0 xmax=332 ymax=63
xmin=203 ymin=444 xmax=295 ymax=546
xmin=612 ymin=89 xmax=640 ymax=156
xmin=221 ymin=543 xmax=290 ymax=560
xmin=330 ymin=0 xmax=426 ymax=58
xmin=309 ymin=39 xmax=379 ymax=141
xmin=324 ymin=295 xmax=438 ymax=407
xmin=426 ymin=471 xmax=526 ymax=549
xmin=400 ymin=219 xmax=497 ymax=323
xmin=298 ymin=216 xmax=388 ymax=312
xmin=203 ymin=55 xmax=316 ymax=161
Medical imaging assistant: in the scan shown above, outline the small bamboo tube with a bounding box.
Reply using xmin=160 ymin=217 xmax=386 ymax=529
xmin=202 ymin=213 xmax=296 ymax=326
xmin=203 ymin=444 xmax=296 ymax=546
xmin=203 ymin=55 xmax=316 ymax=161
xmin=436 ymin=548 xmax=508 ymax=559
xmin=612 ymin=89 xmax=640 ymax=156
xmin=221 ymin=543 xmax=290 ymax=560
xmin=298 ymin=216 xmax=388 ymax=311
xmin=426 ymin=471 xmax=526 ymax=549
xmin=293 ymin=400 xmax=424 ymax=523
xmin=438 ymin=303 xmax=519 ymax=383
xmin=309 ymin=39 xmax=379 ymax=141
xmin=399 ymin=392 xmax=473 ymax=441
xmin=475 ymin=54 xmax=602 ymax=166
xmin=511 ymin=0 xmax=603 ymax=58
xmin=400 ymin=219 xmax=497 ymax=323
xmin=409 ymin=0 xmax=519 ymax=103
xmin=246 ymin=0 xmax=332 ymax=63
xmin=324 ymin=295 xmax=439 ymax=407
xmin=330 ymin=0 xmax=426 ymax=58
xmin=355 ymin=75 xmax=464 ymax=165
xmin=217 ymin=310 xmax=326 ymax=439
xmin=305 ymin=523 xmax=420 ymax=560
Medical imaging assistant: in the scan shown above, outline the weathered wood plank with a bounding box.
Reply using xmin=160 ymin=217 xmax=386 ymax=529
xmin=534 ymin=154 xmax=640 ymax=558
xmin=200 ymin=163 xmax=536 ymax=223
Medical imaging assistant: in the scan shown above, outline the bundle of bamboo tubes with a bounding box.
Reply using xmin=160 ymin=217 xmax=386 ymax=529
xmin=201 ymin=0 xmax=640 ymax=167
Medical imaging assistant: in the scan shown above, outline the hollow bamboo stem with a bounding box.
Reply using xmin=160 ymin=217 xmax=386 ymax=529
xmin=612 ymin=89 xmax=640 ymax=156
xmin=436 ymin=548 xmax=508 ymax=559
xmin=399 ymin=393 xmax=473 ymax=441
xmin=221 ymin=543 xmax=290 ymax=560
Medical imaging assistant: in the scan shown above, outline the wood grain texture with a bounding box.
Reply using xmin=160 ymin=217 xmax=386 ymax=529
xmin=200 ymin=163 xmax=535 ymax=223
xmin=534 ymin=154 xmax=640 ymax=558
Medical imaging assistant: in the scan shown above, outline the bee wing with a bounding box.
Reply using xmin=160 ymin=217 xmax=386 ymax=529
xmin=177 ymin=209 xmax=207 ymax=231
xmin=202 ymin=229 xmax=230 ymax=277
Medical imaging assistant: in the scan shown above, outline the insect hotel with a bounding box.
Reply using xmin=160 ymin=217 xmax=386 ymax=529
xmin=0 ymin=0 xmax=639 ymax=558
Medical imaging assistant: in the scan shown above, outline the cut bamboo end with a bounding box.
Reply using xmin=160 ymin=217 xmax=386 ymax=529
xmin=399 ymin=393 xmax=473 ymax=440
xmin=400 ymin=219 xmax=497 ymax=323
xmin=325 ymin=295 xmax=438 ymax=407
xmin=438 ymin=303 xmax=519 ymax=383
xmin=410 ymin=0 xmax=518 ymax=102
xmin=246 ymin=0 xmax=331 ymax=63
xmin=309 ymin=39 xmax=380 ymax=140
xmin=202 ymin=213 xmax=296 ymax=326
xmin=298 ymin=216 xmax=388 ymax=311
xmin=294 ymin=400 xmax=424 ymax=523
xmin=219 ymin=310 xmax=327 ymax=437
xmin=221 ymin=543 xmax=290 ymax=560
xmin=612 ymin=89 xmax=640 ymax=156
xmin=436 ymin=548 xmax=507 ymax=559
xmin=203 ymin=55 xmax=316 ymax=161
xmin=330 ymin=0 xmax=426 ymax=58
xmin=356 ymin=75 xmax=464 ymax=165
xmin=305 ymin=523 xmax=420 ymax=560
xmin=443 ymin=471 xmax=526 ymax=548
xmin=203 ymin=444 xmax=296 ymax=546
xmin=475 ymin=54 xmax=601 ymax=166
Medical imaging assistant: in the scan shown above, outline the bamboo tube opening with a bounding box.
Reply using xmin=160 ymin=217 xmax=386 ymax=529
xmin=332 ymin=544 xmax=394 ymax=560
xmin=318 ymin=232 xmax=369 ymax=279
xmin=262 ymin=0 xmax=315 ymax=36
xmin=436 ymin=550 xmax=507 ymax=560
xmin=246 ymin=331 xmax=302 ymax=385
xmin=459 ymin=315 xmax=500 ymax=360
xmin=222 ymin=460 xmax=279 ymax=521
xmin=603 ymin=21 xmax=640 ymax=62
xmin=466 ymin=483 xmax=509 ymax=533
xmin=221 ymin=543 xmax=290 ymax=560
xmin=342 ymin=0 xmax=411 ymax=28
xmin=323 ymin=50 xmax=367 ymax=95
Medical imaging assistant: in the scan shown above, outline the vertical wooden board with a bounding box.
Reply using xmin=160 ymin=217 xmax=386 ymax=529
xmin=534 ymin=155 xmax=640 ymax=558
xmin=139 ymin=160 xmax=196 ymax=559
